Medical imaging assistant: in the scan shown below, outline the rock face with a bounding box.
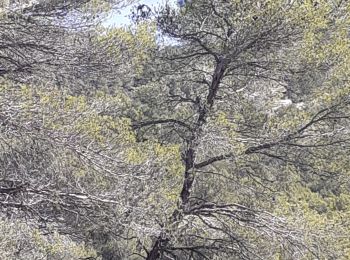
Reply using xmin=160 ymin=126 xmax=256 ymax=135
xmin=242 ymin=81 xmax=306 ymax=115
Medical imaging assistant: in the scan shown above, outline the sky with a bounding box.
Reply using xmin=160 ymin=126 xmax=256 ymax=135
xmin=104 ymin=0 xmax=168 ymax=27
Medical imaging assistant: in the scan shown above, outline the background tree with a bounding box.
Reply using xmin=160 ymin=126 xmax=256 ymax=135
xmin=0 ymin=0 xmax=136 ymax=88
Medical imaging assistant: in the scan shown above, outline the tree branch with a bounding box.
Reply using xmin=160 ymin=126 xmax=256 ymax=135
xmin=194 ymin=153 xmax=233 ymax=169
xmin=132 ymin=119 xmax=192 ymax=131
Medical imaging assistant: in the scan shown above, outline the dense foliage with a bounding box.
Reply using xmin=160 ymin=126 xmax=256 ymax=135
xmin=0 ymin=0 xmax=349 ymax=259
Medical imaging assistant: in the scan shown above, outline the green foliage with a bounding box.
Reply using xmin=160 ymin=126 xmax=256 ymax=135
xmin=98 ymin=22 xmax=157 ymax=74
xmin=0 ymin=219 xmax=97 ymax=260
xmin=1 ymin=0 xmax=350 ymax=259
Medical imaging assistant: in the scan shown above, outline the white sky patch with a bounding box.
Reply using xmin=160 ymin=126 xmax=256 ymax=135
xmin=103 ymin=0 xmax=175 ymax=27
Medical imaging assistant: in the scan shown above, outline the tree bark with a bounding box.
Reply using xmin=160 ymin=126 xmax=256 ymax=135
xmin=146 ymin=57 xmax=228 ymax=259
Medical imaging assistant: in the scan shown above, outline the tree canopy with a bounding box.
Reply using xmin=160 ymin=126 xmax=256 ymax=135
xmin=0 ymin=0 xmax=349 ymax=259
